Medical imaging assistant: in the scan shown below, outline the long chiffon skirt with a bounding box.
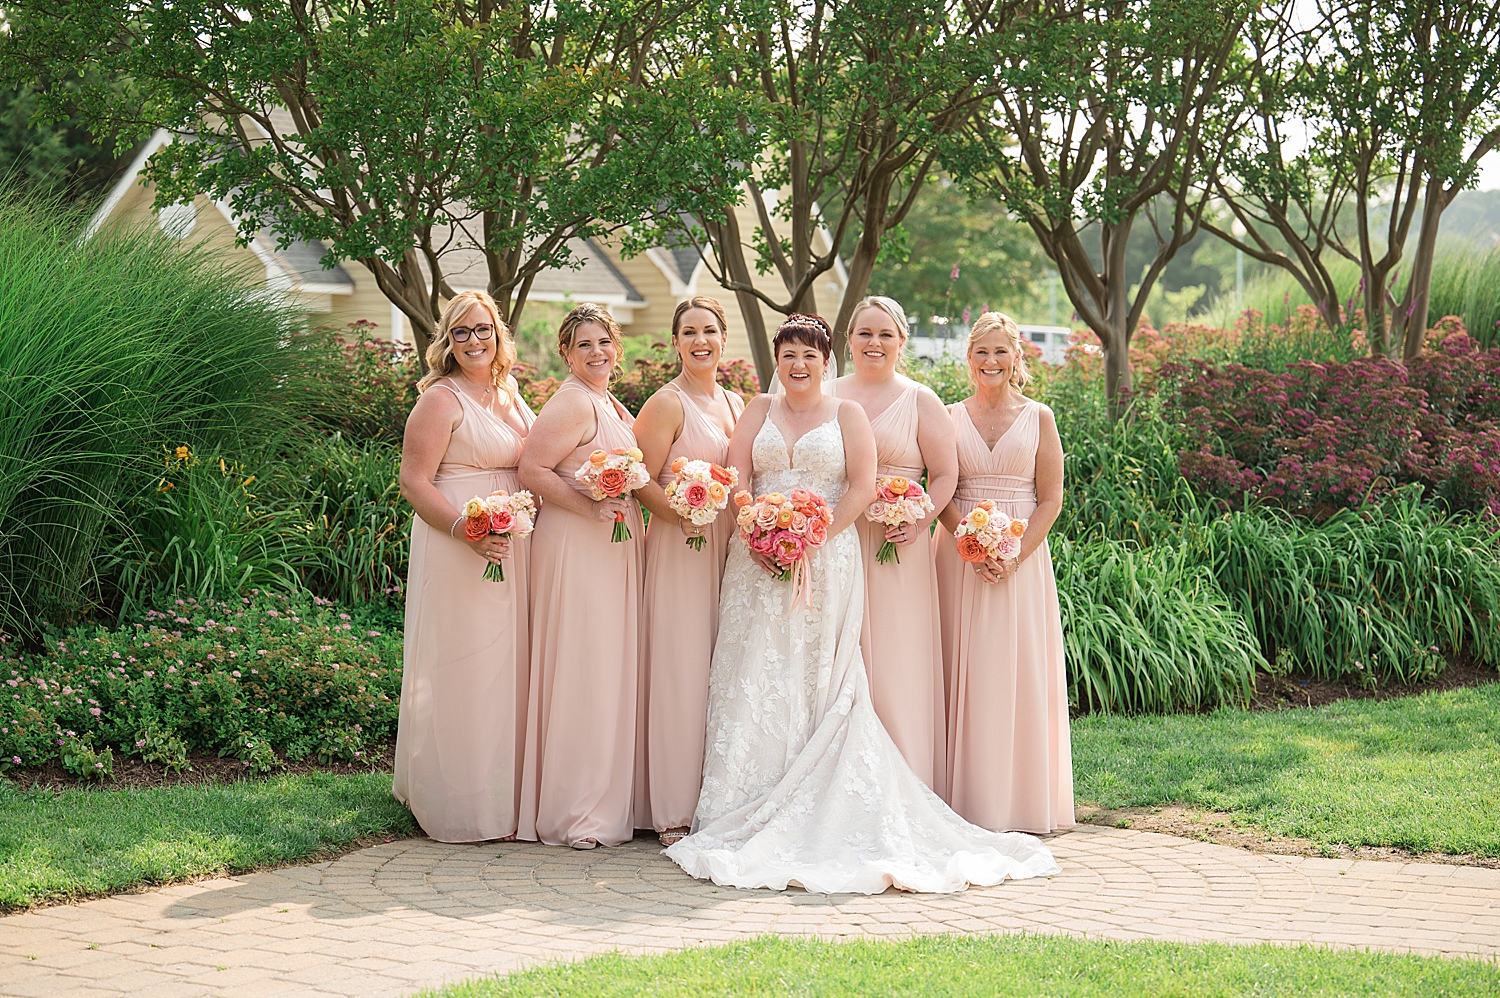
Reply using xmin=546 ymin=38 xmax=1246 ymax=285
xmin=519 ymin=501 xmax=644 ymax=847
xmin=393 ymin=469 xmax=529 ymax=842
xmin=635 ymin=512 xmax=733 ymax=832
xmin=937 ymin=533 xmax=1075 ymax=835
xmin=852 ymin=517 xmax=947 ymax=799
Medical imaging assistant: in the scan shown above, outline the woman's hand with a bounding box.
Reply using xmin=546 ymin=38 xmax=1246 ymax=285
xmin=678 ymin=516 xmax=706 ymax=540
xmin=590 ymin=497 xmax=633 ymax=524
xmin=973 ymin=556 xmax=1016 ymax=584
xmin=467 ymin=534 xmax=510 ymax=563
xmin=883 ymin=522 xmax=918 ymax=547
xmin=749 ymin=550 xmax=783 ymax=577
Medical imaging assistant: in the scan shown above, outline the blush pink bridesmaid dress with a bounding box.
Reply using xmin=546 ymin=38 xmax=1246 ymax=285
xmin=393 ymin=380 xmax=535 ymax=842
xmin=936 ymin=398 xmax=1075 ymax=834
xmin=517 ymin=383 xmax=646 ymax=847
xmin=833 ymin=379 xmax=947 ymax=797
xmin=634 ymin=384 xmax=744 ymax=833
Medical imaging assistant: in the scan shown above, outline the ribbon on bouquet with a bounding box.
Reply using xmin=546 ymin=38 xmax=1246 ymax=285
xmin=782 ymin=554 xmax=815 ymax=620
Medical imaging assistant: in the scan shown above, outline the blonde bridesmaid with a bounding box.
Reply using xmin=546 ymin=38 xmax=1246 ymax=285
xmin=831 ymin=296 xmax=956 ymax=797
xmin=394 ymin=291 xmax=535 ymax=842
xmin=517 ymin=303 xmax=645 ymax=849
xmin=936 ymin=312 xmax=1074 ymax=834
xmin=632 ymin=297 xmax=745 ymax=845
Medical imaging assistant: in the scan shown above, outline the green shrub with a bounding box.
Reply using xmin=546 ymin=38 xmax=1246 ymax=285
xmin=1201 ymin=491 xmax=1500 ymax=684
xmin=0 ymin=190 xmax=326 ymax=639
xmin=297 ymin=320 xmax=420 ymax=443
xmin=1055 ymin=538 xmax=1262 ymax=713
xmin=0 ymin=591 xmax=401 ymax=772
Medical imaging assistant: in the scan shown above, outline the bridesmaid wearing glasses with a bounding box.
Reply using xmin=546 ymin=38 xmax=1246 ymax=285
xmin=936 ymin=312 xmax=1073 ymax=835
xmin=831 ymin=295 xmax=957 ymax=798
xmin=632 ymin=297 xmax=745 ymax=845
xmin=518 ymin=303 xmax=645 ymax=850
xmin=395 ymin=291 xmax=535 ymax=842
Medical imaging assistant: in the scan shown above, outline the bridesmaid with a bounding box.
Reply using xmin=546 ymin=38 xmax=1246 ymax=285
xmin=394 ymin=290 xmax=535 ymax=842
xmin=632 ymin=297 xmax=745 ymax=845
xmin=517 ymin=302 xmax=645 ymax=849
xmin=831 ymin=296 xmax=957 ymax=797
xmin=936 ymin=311 xmax=1074 ymax=834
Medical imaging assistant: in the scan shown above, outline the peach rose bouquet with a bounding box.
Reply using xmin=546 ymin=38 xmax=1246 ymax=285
xmin=575 ymin=446 xmax=649 ymax=541
xmin=735 ymin=488 xmax=833 ymax=610
xmin=664 ymin=458 xmax=739 ymax=551
xmin=953 ymin=499 xmax=1026 ymax=579
xmin=865 ymin=475 xmax=936 ymax=565
xmin=462 ymin=489 xmax=538 ymax=582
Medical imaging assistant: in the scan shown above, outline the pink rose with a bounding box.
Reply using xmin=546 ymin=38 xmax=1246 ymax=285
xmin=511 ymin=511 xmax=533 ymax=534
xmin=789 ymin=510 xmax=808 ymax=533
xmin=868 ymin=501 xmax=888 ymax=522
xmin=876 ymin=483 xmax=900 ymax=503
xmin=805 ymin=519 xmax=828 ymax=547
xmin=996 ymin=535 xmax=1021 ymax=561
xmin=904 ymin=482 xmax=924 ymax=499
xmin=755 ymin=504 xmax=779 ymax=530
xmin=684 ymin=482 xmax=710 ymax=509
xmin=489 ymin=508 xmax=514 ymax=534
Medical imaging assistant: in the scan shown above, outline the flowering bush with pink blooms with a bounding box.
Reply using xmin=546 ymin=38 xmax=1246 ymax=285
xmin=1163 ymin=318 xmax=1500 ymax=518
xmin=0 ymin=591 xmax=402 ymax=775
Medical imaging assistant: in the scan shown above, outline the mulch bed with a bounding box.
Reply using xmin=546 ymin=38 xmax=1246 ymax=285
xmin=10 ymin=742 xmax=398 ymax=793
xmin=1247 ymin=656 xmax=1496 ymax=711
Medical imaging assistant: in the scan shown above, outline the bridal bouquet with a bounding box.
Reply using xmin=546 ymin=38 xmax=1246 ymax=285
xmin=735 ymin=489 xmax=833 ymax=609
xmin=463 ymin=490 xmax=538 ymax=582
xmin=865 ymin=475 xmax=936 ymax=566
xmin=953 ymin=499 xmax=1026 ymax=573
xmin=664 ymin=457 xmax=738 ymax=551
xmin=575 ymin=447 xmax=650 ymax=541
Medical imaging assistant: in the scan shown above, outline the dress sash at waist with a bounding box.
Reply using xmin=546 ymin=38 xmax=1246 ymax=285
xmin=877 ymin=463 xmax=925 ymax=480
xmin=435 ymin=465 xmax=519 ymax=485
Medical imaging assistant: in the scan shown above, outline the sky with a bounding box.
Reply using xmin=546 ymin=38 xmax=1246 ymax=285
xmin=1478 ymin=151 xmax=1500 ymax=191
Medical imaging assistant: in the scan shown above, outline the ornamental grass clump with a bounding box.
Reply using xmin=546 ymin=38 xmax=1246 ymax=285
xmin=0 ymin=591 xmax=401 ymax=775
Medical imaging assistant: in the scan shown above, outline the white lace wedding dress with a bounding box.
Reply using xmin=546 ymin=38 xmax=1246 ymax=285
xmin=664 ymin=411 xmax=1060 ymax=894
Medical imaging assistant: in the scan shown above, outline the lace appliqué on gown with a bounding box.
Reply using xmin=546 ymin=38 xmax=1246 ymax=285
xmin=665 ymin=416 xmax=1059 ymax=894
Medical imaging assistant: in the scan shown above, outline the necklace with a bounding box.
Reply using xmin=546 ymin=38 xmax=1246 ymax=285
xmin=453 ymin=376 xmax=493 ymax=404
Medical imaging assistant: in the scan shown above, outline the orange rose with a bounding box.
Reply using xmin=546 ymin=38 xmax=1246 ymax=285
xmin=977 ymin=499 xmax=995 ymax=511
xmin=777 ymin=508 xmax=794 ymax=527
xmin=733 ymin=490 xmax=753 ymax=507
xmin=1008 ymin=518 xmax=1027 ymax=538
xmin=765 ymin=492 xmax=786 ymax=506
xmin=887 ymin=476 xmax=910 ymax=495
xmin=956 ymin=534 xmax=988 ymax=564
xmin=710 ymin=464 xmax=735 ymax=486
xmin=465 ymin=514 xmax=490 ymax=542
xmin=589 ymin=450 xmax=608 ymax=466
xmin=671 ymin=456 xmax=688 ymax=474
xmin=598 ymin=467 xmax=628 ymax=497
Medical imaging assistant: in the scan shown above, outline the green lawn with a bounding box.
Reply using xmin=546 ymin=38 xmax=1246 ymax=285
xmin=422 ymin=935 xmax=1500 ymax=997
xmin=0 ymin=771 xmax=416 ymax=909
xmin=1072 ymin=682 xmax=1500 ymax=856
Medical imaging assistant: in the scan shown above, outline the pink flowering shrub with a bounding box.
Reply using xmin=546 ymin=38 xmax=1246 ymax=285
xmin=1164 ymin=317 xmax=1500 ymax=517
xmin=0 ymin=591 xmax=401 ymax=774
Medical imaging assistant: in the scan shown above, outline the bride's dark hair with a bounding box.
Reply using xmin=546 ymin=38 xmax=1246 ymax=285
xmin=772 ymin=313 xmax=833 ymax=360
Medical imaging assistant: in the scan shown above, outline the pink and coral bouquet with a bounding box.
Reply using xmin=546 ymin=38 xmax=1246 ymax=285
xmin=664 ymin=457 xmax=739 ymax=551
xmin=463 ymin=489 xmax=538 ymax=582
xmin=574 ymin=446 xmax=650 ymax=541
xmin=865 ymin=475 xmax=936 ymax=565
xmin=953 ymin=499 xmax=1026 ymax=575
xmin=734 ymin=487 xmax=833 ymax=606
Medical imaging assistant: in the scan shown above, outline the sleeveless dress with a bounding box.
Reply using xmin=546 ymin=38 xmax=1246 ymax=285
xmin=393 ymin=380 xmax=535 ymax=843
xmin=517 ymin=383 xmax=647 ymax=847
xmin=936 ymin=399 xmax=1075 ymax=834
xmin=664 ymin=406 xmax=1060 ymax=894
xmin=635 ymin=384 xmax=745 ymax=833
xmin=832 ymin=378 xmax=947 ymax=797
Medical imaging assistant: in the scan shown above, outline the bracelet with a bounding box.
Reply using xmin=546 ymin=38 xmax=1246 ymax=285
xmin=449 ymin=515 xmax=465 ymax=539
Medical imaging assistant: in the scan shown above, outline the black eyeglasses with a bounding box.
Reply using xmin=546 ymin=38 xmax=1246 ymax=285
xmin=451 ymin=324 xmax=495 ymax=343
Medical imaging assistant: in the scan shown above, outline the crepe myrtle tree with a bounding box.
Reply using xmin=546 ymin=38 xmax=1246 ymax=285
xmin=944 ymin=0 xmax=1252 ymax=415
xmin=0 ymin=0 xmax=757 ymax=365
xmin=645 ymin=0 xmax=1005 ymax=382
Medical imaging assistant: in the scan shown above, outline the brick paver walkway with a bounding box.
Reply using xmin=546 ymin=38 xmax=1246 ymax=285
xmin=3 ymin=826 xmax=1497 ymax=997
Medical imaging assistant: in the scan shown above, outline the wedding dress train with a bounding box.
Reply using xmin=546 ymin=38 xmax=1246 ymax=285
xmin=665 ymin=411 xmax=1060 ymax=894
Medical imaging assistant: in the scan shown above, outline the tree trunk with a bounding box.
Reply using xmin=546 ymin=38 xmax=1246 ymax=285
xmin=704 ymin=211 xmax=776 ymax=388
xmin=1402 ymin=175 xmax=1447 ymax=361
xmin=830 ymin=222 xmax=883 ymax=375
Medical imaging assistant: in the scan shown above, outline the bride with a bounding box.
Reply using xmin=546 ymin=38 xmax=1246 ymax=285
xmin=665 ymin=314 xmax=1060 ymax=894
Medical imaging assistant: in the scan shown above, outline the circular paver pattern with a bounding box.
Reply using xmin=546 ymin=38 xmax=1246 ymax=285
xmin=2 ymin=826 xmax=1497 ymax=998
